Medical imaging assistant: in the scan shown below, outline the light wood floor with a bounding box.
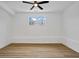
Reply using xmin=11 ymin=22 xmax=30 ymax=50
xmin=0 ymin=43 xmax=79 ymax=58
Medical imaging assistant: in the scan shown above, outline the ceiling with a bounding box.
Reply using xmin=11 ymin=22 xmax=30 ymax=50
xmin=2 ymin=1 xmax=74 ymax=13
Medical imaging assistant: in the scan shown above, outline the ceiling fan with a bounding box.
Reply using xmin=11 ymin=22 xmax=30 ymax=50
xmin=22 ymin=1 xmax=49 ymax=10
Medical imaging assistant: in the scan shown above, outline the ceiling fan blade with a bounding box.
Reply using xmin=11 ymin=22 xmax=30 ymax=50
xmin=23 ymin=1 xmax=33 ymax=4
xmin=30 ymin=6 xmax=34 ymax=10
xmin=38 ymin=5 xmax=43 ymax=10
xmin=38 ymin=1 xmax=49 ymax=4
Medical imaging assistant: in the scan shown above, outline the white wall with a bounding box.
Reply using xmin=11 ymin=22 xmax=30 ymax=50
xmin=0 ymin=8 xmax=12 ymax=48
xmin=12 ymin=12 xmax=63 ymax=43
xmin=63 ymin=2 xmax=79 ymax=52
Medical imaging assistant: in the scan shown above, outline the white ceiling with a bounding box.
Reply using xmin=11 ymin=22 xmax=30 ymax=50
xmin=2 ymin=1 xmax=74 ymax=13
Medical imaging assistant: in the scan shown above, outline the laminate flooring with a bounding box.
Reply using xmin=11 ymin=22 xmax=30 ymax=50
xmin=0 ymin=43 xmax=79 ymax=58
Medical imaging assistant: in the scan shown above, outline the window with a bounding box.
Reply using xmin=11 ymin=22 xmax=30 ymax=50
xmin=28 ymin=16 xmax=46 ymax=25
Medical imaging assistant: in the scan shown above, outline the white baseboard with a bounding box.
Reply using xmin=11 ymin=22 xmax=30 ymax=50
xmin=12 ymin=36 xmax=64 ymax=43
xmin=0 ymin=42 xmax=11 ymax=49
xmin=63 ymin=37 xmax=79 ymax=53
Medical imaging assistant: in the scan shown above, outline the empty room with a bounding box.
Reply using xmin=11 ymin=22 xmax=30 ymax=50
xmin=0 ymin=0 xmax=79 ymax=58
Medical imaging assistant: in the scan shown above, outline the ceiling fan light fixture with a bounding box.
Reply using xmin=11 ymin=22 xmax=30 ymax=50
xmin=34 ymin=4 xmax=38 ymax=7
xmin=23 ymin=1 xmax=49 ymax=10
